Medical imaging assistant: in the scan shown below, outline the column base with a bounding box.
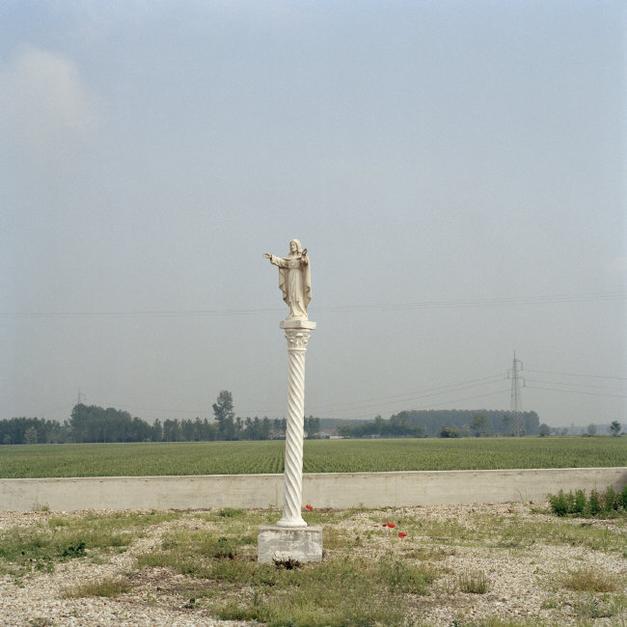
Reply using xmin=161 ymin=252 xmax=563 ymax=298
xmin=275 ymin=516 xmax=308 ymax=528
xmin=257 ymin=525 xmax=323 ymax=564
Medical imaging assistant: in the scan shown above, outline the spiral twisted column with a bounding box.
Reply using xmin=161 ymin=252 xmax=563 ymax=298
xmin=276 ymin=319 xmax=316 ymax=528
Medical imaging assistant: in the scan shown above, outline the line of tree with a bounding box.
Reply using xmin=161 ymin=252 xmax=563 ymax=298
xmin=0 ymin=391 xmax=322 ymax=444
xmin=2 ymin=394 xmax=622 ymax=444
xmin=337 ymin=409 xmax=541 ymax=438
xmin=0 ymin=417 xmax=70 ymax=445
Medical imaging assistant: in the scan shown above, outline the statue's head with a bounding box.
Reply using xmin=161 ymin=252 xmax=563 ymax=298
xmin=289 ymin=239 xmax=302 ymax=254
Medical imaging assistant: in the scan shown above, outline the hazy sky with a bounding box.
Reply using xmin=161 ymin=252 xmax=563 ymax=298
xmin=1 ymin=1 xmax=625 ymax=427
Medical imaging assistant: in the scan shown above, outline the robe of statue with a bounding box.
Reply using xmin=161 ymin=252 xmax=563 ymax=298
xmin=269 ymin=240 xmax=312 ymax=320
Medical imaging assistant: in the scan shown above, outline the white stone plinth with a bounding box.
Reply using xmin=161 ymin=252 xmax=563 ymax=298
xmin=257 ymin=525 xmax=323 ymax=564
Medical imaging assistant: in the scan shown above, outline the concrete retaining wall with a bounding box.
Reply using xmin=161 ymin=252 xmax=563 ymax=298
xmin=1 ymin=467 xmax=625 ymax=512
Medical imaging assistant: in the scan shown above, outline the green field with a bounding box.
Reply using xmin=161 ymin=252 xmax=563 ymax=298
xmin=0 ymin=437 xmax=625 ymax=478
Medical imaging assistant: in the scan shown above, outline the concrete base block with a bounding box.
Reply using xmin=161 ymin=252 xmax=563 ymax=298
xmin=257 ymin=525 xmax=323 ymax=564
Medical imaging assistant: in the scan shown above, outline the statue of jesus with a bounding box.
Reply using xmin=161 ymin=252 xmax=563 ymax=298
xmin=264 ymin=239 xmax=312 ymax=320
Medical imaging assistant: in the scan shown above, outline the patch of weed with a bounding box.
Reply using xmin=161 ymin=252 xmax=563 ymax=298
xmin=539 ymin=597 xmax=559 ymax=609
xmin=272 ymin=556 xmax=301 ymax=570
xmin=378 ymin=557 xmax=439 ymax=594
xmin=454 ymin=619 xmax=545 ymax=627
xmin=402 ymin=546 xmax=454 ymax=561
xmin=458 ymin=570 xmax=489 ymax=594
xmin=62 ymin=576 xmax=133 ymax=598
xmin=476 ymin=514 xmax=626 ymax=554
xmin=61 ymin=541 xmax=86 ymax=558
xmin=322 ymin=527 xmax=355 ymax=551
xmin=137 ymin=549 xmax=257 ymax=582
xmin=405 ymin=518 xmax=478 ymax=546
xmin=0 ymin=510 xmax=178 ymax=576
xmin=137 ymin=551 xmax=208 ymax=577
xmin=160 ymin=529 xmax=248 ymax=560
xmin=216 ymin=558 xmax=410 ymax=627
xmin=195 ymin=508 xmax=278 ymax=526
xmin=572 ymin=593 xmax=626 ymax=619
xmin=561 ymin=567 xmax=619 ymax=593
xmin=301 ymin=507 xmax=364 ymax=526
xmin=211 ymin=537 xmax=236 ymax=559
xmin=217 ymin=508 xmax=244 ymax=518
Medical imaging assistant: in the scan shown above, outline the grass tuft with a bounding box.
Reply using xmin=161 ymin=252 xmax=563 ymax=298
xmin=217 ymin=507 xmax=244 ymax=518
xmin=378 ymin=558 xmax=439 ymax=594
xmin=458 ymin=570 xmax=490 ymax=594
xmin=561 ymin=567 xmax=619 ymax=593
xmin=62 ymin=576 xmax=133 ymax=598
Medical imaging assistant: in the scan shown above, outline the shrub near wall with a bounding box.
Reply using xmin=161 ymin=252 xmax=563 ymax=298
xmin=548 ymin=486 xmax=627 ymax=518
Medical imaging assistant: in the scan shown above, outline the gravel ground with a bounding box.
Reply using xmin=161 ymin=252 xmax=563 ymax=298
xmin=0 ymin=512 xmax=247 ymax=627
xmin=336 ymin=503 xmax=626 ymax=626
xmin=0 ymin=504 xmax=625 ymax=626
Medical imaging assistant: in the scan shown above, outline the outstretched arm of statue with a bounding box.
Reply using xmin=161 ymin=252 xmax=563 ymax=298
xmin=301 ymin=249 xmax=309 ymax=265
xmin=265 ymin=252 xmax=287 ymax=268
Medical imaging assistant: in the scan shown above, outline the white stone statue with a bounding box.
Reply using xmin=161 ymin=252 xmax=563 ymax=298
xmin=264 ymin=239 xmax=312 ymax=320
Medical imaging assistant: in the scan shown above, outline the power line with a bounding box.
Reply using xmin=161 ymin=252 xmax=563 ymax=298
xmin=309 ymin=379 xmax=507 ymax=417
xmin=526 ymin=385 xmax=627 ymax=399
xmin=70 ymin=373 xmax=507 ymax=419
xmin=339 ymin=388 xmax=512 ymax=421
xmin=422 ymin=388 xmax=512 ymax=410
xmin=35 ymin=386 xmax=513 ymax=423
xmin=327 ymin=291 xmax=626 ymax=312
xmin=1 ymin=290 xmax=624 ymax=319
xmin=525 ymin=378 xmax=626 ymax=392
xmin=0 ymin=307 xmax=282 ymax=318
xmin=309 ymin=373 xmax=506 ymax=413
xmin=525 ymin=369 xmax=627 ymax=381
xmin=22 ymin=363 xmax=627 ymax=421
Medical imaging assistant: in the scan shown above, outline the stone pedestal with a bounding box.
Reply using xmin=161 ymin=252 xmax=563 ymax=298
xmin=258 ymin=525 xmax=323 ymax=564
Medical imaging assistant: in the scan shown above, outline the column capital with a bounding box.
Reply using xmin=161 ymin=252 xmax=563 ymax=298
xmin=280 ymin=320 xmax=316 ymax=351
xmin=280 ymin=319 xmax=317 ymax=331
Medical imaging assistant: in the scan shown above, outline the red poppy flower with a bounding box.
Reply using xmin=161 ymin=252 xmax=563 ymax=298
xmin=398 ymin=531 xmax=407 ymax=539
xmin=304 ymin=504 xmax=314 ymax=512
xmin=385 ymin=521 xmax=396 ymax=529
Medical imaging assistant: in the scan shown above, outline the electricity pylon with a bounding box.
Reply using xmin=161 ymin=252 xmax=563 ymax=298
xmin=507 ymin=352 xmax=525 ymax=436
